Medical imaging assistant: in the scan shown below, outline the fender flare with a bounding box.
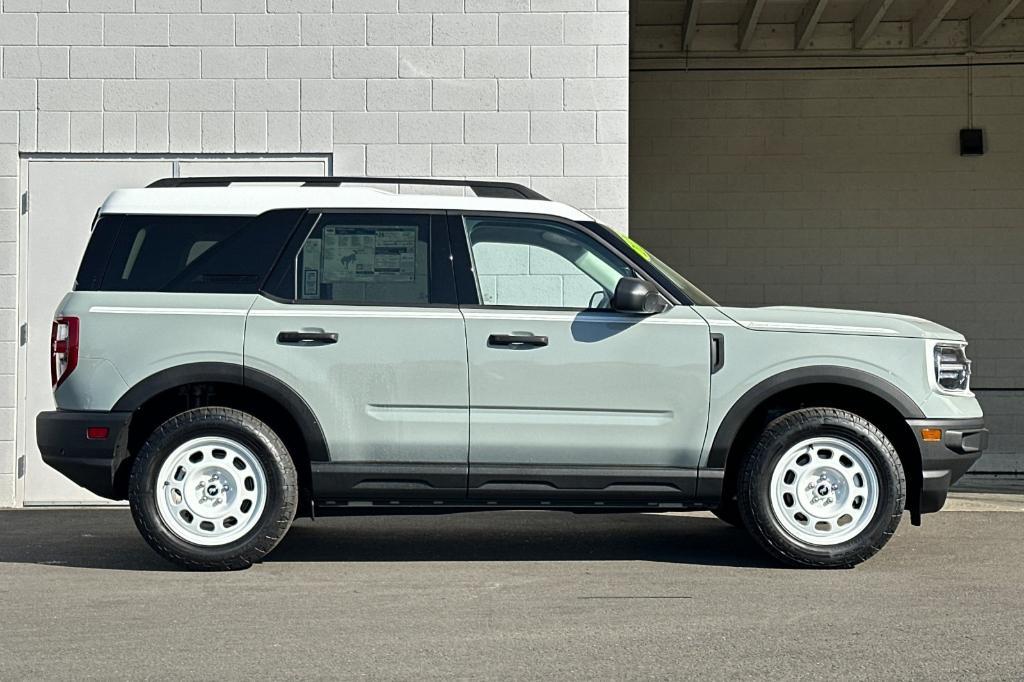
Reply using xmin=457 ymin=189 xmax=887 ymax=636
xmin=112 ymin=362 xmax=330 ymax=462
xmin=705 ymin=365 xmax=925 ymax=469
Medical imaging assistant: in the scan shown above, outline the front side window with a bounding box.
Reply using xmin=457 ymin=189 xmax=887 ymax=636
xmin=295 ymin=213 xmax=434 ymax=305
xmin=465 ymin=217 xmax=635 ymax=309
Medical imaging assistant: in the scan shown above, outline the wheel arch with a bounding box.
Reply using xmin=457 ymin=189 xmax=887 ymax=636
xmin=706 ymin=366 xmax=925 ymax=521
xmin=111 ymin=362 xmax=329 ymax=506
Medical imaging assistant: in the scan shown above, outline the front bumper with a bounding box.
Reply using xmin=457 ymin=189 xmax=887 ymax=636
xmin=36 ymin=410 xmax=132 ymax=500
xmin=908 ymin=417 xmax=988 ymax=515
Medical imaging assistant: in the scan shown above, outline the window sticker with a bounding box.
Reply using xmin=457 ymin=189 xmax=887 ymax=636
xmin=300 ymin=237 xmax=322 ymax=298
xmin=302 ymin=269 xmax=319 ymax=298
xmin=321 ymin=226 xmax=417 ymax=283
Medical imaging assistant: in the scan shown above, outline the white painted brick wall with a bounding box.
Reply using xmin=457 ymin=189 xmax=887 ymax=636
xmin=631 ymin=64 xmax=1024 ymax=466
xmin=0 ymin=1 xmax=628 ymax=505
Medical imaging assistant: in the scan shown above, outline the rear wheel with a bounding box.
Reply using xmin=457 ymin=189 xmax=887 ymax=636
xmin=128 ymin=407 xmax=298 ymax=570
xmin=737 ymin=407 xmax=905 ymax=568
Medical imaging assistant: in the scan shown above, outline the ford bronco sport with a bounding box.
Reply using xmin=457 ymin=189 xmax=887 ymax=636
xmin=37 ymin=176 xmax=987 ymax=570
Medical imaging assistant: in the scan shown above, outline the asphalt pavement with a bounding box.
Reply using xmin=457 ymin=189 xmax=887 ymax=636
xmin=1 ymin=500 xmax=1023 ymax=680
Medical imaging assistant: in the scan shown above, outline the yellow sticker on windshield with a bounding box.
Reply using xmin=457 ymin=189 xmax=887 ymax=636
xmin=621 ymin=235 xmax=652 ymax=261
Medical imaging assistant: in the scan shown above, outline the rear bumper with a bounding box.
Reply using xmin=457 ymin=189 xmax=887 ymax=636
xmin=908 ymin=417 xmax=988 ymax=515
xmin=36 ymin=410 xmax=132 ymax=500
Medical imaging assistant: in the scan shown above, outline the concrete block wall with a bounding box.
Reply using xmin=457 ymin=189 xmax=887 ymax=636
xmin=631 ymin=64 xmax=1024 ymax=466
xmin=0 ymin=0 xmax=629 ymax=506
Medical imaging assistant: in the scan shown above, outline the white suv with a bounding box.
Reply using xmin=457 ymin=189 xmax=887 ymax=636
xmin=37 ymin=176 xmax=987 ymax=570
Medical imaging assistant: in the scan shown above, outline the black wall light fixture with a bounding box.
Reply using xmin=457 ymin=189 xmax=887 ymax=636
xmin=960 ymin=128 xmax=984 ymax=156
xmin=960 ymin=56 xmax=984 ymax=157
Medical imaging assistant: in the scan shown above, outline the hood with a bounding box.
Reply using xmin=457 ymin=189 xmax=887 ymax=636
xmin=717 ymin=306 xmax=965 ymax=341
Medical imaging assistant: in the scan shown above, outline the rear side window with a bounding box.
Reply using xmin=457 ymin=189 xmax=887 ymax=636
xmin=297 ymin=214 xmax=432 ymax=304
xmin=264 ymin=212 xmax=456 ymax=306
xmin=76 ymin=211 xmax=302 ymax=293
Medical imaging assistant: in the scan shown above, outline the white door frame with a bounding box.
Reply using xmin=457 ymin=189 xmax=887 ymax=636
xmin=13 ymin=153 xmax=332 ymax=507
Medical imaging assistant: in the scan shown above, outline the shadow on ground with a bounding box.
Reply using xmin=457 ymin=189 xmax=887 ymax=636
xmin=0 ymin=509 xmax=777 ymax=571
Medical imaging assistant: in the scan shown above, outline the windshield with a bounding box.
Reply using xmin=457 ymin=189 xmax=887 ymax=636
xmin=646 ymin=251 xmax=718 ymax=306
xmin=587 ymin=224 xmax=718 ymax=306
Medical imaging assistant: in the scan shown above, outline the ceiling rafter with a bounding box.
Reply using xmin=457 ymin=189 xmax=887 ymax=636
xmin=682 ymin=0 xmax=701 ymax=51
xmin=853 ymin=0 xmax=898 ymax=48
xmin=971 ymin=0 xmax=1024 ymax=45
xmin=912 ymin=0 xmax=959 ymax=46
xmin=738 ymin=0 xmax=769 ymax=50
xmin=795 ymin=0 xmax=831 ymax=49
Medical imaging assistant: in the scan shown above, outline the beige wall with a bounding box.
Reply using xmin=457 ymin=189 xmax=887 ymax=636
xmin=630 ymin=63 xmax=1024 ymax=469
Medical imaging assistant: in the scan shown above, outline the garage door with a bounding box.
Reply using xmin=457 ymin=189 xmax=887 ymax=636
xmin=21 ymin=157 xmax=328 ymax=504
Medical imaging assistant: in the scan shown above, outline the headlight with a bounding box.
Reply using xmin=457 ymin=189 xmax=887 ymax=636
xmin=933 ymin=343 xmax=971 ymax=393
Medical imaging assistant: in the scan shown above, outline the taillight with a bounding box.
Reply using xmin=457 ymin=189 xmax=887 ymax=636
xmin=51 ymin=316 xmax=80 ymax=389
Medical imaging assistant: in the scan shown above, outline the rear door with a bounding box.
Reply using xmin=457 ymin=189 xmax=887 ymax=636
xmin=245 ymin=210 xmax=469 ymax=503
xmin=453 ymin=213 xmax=712 ymax=502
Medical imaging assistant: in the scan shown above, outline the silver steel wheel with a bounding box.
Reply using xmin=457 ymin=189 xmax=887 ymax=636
xmin=154 ymin=436 xmax=268 ymax=547
xmin=768 ymin=436 xmax=879 ymax=546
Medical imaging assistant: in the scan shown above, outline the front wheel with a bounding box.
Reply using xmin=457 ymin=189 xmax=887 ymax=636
xmin=737 ymin=407 xmax=905 ymax=568
xmin=128 ymin=407 xmax=298 ymax=570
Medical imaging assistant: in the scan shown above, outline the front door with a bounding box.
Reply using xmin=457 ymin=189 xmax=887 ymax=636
xmin=244 ymin=210 xmax=469 ymax=501
xmin=455 ymin=214 xmax=711 ymax=501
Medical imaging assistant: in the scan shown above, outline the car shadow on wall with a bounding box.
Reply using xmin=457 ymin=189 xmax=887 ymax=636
xmin=0 ymin=509 xmax=778 ymax=571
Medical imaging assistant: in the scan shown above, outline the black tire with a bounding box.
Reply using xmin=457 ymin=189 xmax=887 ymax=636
xmin=712 ymin=500 xmax=743 ymax=528
xmin=737 ymin=407 xmax=905 ymax=569
xmin=128 ymin=407 xmax=298 ymax=571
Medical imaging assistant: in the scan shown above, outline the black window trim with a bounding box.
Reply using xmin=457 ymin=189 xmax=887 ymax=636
xmin=79 ymin=211 xmax=300 ymax=294
xmin=447 ymin=210 xmax=688 ymax=312
xmin=259 ymin=207 xmax=460 ymax=308
xmin=161 ymin=208 xmax=306 ymax=293
xmin=75 ymin=213 xmax=124 ymax=291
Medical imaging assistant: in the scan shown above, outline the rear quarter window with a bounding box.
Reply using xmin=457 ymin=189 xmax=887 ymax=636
xmin=75 ymin=210 xmax=303 ymax=293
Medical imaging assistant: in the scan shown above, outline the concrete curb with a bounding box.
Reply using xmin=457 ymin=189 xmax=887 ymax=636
xmin=944 ymin=492 xmax=1024 ymax=512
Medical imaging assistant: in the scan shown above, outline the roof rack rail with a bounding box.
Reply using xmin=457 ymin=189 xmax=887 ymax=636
xmin=146 ymin=176 xmax=549 ymax=201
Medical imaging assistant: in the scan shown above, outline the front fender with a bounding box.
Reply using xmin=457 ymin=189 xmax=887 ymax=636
xmin=704 ymin=365 xmax=924 ymax=469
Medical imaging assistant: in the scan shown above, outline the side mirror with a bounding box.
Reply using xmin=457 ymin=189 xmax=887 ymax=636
xmin=611 ymin=277 xmax=670 ymax=314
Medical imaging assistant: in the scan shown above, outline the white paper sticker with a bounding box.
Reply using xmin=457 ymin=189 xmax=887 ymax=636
xmin=321 ymin=226 xmax=416 ymax=283
xmin=301 ymin=238 xmax=322 ymax=297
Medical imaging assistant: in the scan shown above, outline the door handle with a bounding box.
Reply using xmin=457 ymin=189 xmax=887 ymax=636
xmin=488 ymin=333 xmax=548 ymax=348
xmin=277 ymin=330 xmax=338 ymax=345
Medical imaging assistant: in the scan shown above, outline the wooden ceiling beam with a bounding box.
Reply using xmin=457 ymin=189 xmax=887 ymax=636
xmin=912 ymin=0 xmax=959 ymax=46
xmin=853 ymin=0 xmax=898 ymax=48
xmin=795 ymin=0 xmax=831 ymax=49
xmin=971 ymin=0 xmax=1023 ymax=45
xmin=738 ymin=0 xmax=768 ymax=50
xmin=682 ymin=0 xmax=701 ymax=50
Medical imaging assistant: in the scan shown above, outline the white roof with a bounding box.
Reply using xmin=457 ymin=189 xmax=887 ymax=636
xmin=99 ymin=186 xmax=594 ymax=222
